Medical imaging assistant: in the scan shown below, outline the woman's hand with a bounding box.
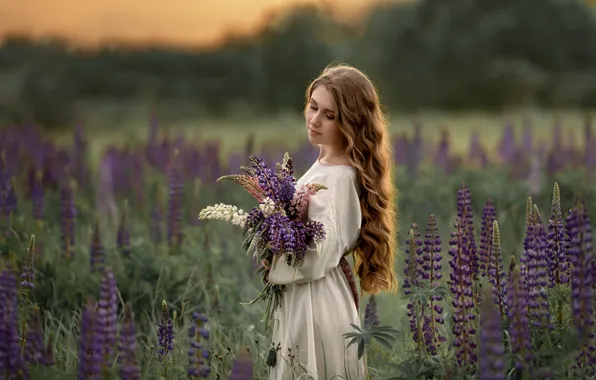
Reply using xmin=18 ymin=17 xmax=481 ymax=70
xmin=261 ymin=259 xmax=271 ymax=270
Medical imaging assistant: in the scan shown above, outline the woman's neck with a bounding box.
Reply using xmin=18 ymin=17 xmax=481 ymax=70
xmin=318 ymin=145 xmax=350 ymax=166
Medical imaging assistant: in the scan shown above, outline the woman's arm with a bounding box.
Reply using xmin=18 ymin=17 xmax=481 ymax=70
xmin=268 ymin=171 xmax=361 ymax=285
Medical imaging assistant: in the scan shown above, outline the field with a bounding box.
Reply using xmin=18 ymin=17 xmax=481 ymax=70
xmin=0 ymin=109 xmax=595 ymax=379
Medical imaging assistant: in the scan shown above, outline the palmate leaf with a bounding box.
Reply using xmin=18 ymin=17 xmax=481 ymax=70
xmin=216 ymin=174 xmax=266 ymax=201
xmin=343 ymin=323 xmax=400 ymax=360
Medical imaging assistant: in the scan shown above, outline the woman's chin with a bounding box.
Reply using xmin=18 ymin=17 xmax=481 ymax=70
xmin=307 ymin=134 xmax=320 ymax=144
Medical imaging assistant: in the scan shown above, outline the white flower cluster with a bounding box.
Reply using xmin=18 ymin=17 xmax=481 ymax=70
xmin=259 ymin=197 xmax=276 ymax=217
xmin=198 ymin=203 xmax=247 ymax=228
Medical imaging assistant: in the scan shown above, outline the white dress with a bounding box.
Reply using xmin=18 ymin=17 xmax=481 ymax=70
xmin=267 ymin=160 xmax=367 ymax=380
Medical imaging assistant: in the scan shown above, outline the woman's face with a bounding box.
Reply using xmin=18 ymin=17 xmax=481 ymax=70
xmin=305 ymin=85 xmax=343 ymax=146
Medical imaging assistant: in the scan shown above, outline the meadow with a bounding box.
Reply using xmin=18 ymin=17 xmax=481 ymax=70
xmin=0 ymin=109 xmax=595 ymax=380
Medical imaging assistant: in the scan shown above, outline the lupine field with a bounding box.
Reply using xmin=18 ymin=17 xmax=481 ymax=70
xmin=0 ymin=116 xmax=595 ymax=380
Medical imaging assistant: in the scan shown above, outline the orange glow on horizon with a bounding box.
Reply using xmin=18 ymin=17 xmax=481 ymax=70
xmin=0 ymin=0 xmax=403 ymax=48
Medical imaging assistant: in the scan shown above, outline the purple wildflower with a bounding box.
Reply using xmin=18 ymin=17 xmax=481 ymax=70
xmin=2 ymin=177 xmax=17 ymax=217
xmin=363 ymin=294 xmax=380 ymax=328
xmin=478 ymin=286 xmax=505 ymax=380
xmin=404 ymin=224 xmax=424 ymax=347
xmin=488 ymin=221 xmax=507 ymax=319
xmin=0 ymin=269 xmax=27 ymax=378
xmin=567 ymin=206 xmax=594 ymax=340
xmin=507 ymin=258 xmax=533 ymax=371
xmin=230 ymin=350 xmax=253 ymax=380
xmin=77 ymin=296 xmax=101 ymax=380
xmin=479 ymin=199 xmax=496 ymax=278
xmin=59 ymin=180 xmax=76 ymax=259
xmin=547 ymin=182 xmax=568 ymax=287
xmin=523 ymin=205 xmax=552 ymax=329
xmin=97 ymin=269 xmax=119 ymax=367
xmin=157 ymin=300 xmax=174 ymax=360
xmin=118 ymin=302 xmax=141 ymax=380
xmin=457 ymin=183 xmax=479 ymax=285
xmin=249 ymin=155 xmax=282 ymax=202
xmin=520 ymin=197 xmax=534 ymax=283
xmin=23 ymin=306 xmax=44 ymax=365
xmin=422 ymin=214 xmax=445 ymax=354
xmin=187 ymin=312 xmax=210 ymax=378
xmin=448 ymin=215 xmax=477 ymax=369
xmin=90 ymin=220 xmax=105 ymax=273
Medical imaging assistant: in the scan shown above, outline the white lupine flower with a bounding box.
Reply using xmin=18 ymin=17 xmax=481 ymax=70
xmin=198 ymin=203 xmax=247 ymax=228
xmin=259 ymin=197 xmax=276 ymax=217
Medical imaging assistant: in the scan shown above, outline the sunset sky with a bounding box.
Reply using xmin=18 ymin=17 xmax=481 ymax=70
xmin=0 ymin=0 xmax=400 ymax=48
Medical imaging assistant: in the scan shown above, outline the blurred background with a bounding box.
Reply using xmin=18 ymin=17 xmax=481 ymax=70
xmin=3 ymin=0 xmax=596 ymax=136
xmin=1 ymin=1 xmax=596 ymax=377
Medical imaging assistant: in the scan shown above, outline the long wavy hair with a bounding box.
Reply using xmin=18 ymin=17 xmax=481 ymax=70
xmin=304 ymin=63 xmax=399 ymax=294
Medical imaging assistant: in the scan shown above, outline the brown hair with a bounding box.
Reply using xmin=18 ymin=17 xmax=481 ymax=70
xmin=304 ymin=63 xmax=399 ymax=294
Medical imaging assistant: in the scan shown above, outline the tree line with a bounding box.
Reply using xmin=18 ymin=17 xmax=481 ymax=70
xmin=1 ymin=0 xmax=596 ymax=129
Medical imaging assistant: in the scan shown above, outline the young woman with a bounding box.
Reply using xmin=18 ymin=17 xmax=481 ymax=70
xmin=266 ymin=64 xmax=398 ymax=380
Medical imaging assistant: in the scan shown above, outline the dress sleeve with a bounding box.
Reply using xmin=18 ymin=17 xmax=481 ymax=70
xmin=268 ymin=170 xmax=362 ymax=285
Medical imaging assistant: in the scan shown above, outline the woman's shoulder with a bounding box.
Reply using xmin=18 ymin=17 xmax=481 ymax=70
xmin=301 ymin=160 xmax=357 ymax=185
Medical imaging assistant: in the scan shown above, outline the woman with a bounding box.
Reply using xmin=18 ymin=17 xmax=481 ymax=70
xmin=266 ymin=64 xmax=398 ymax=380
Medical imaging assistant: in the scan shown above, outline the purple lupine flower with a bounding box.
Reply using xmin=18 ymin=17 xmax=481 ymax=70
xmin=404 ymin=224 xmax=424 ymax=347
xmin=523 ymin=206 xmax=552 ymax=329
xmin=457 ymin=183 xmax=479 ymax=283
xmin=478 ymin=286 xmax=506 ymax=380
xmin=521 ymin=120 xmax=533 ymax=153
xmin=2 ymin=177 xmax=17 ymax=217
xmin=567 ymin=203 xmax=596 ymax=375
xmin=77 ymin=296 xmax=101 ymax=380
xmin=20 ymin=235 xmax=36 ymax=291
xmin=421 ymin=214 xmax=445 ymax=355
xmin=117 ymin=202 xmax=131 ymax=256
xmin=97 ymin=269 xmax=118 ymax=367
xmin=498 ymin=122 xmax=516 ymax=163
xmin=448 ymin=216 xmax=477 ymax=370
xmin=167 ymin=152 xmax=184 ymax=248
xmin=488 ymin=221 xmax=507 ymax=319
xmin=433 ymin=129 xmax=450 ymax=174
xmin=90 ymin=221 xmax=105 ymax=273
xmin=23 ymin=306 xmax=44 ymax=365
xmin=479 ymin=199 xmax=496 ymax=278
xmin=230 ymin=350 xmax=253 ymax=380
xmin=363 ymin=294 xmax=380 ymax=328
xmin=59 ymin=180 xmax=76 ymax=259
xmin=547 ymin=182 xmax=568 ymax=287
xmin=248 ymin=155 xmax=281 ymax=202
xmin=187 ymin=312 xmax=210 ymax=378
xmin=0 ymin=269 xmax=27 ymax=378
xmin=32 ymin=169 xmax=44 ymax=223
xmin=118 ymin=302 xmax=141 ymax=380
xmin=520 ymin=197 xmax=534 ymax=284
xmin=566 ymin=206 xmax=594 ymax=341
xmin=507 ymin=258 xmax=533 ymax=371
xmin=157 ymin=300 xmax=174 ymax=360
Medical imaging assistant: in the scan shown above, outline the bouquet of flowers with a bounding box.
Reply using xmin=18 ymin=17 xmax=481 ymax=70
xmin=198 ymin=153 xmax=327 ymax=328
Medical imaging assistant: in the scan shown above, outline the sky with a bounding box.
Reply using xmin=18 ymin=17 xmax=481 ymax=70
xmin=0 ymin=0 xmax=400 ymax=48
